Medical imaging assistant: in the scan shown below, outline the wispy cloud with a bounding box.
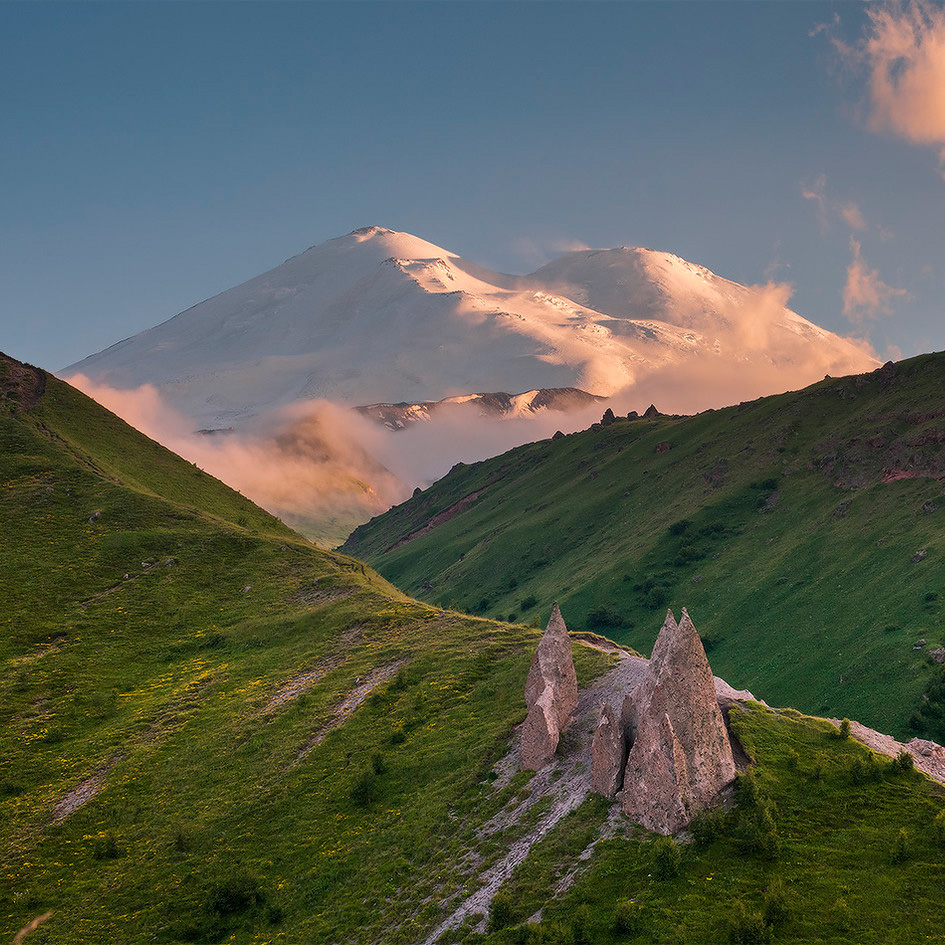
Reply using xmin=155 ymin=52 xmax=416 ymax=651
xmin=842 ymin=238 xmax=909 ymax=323
xmin=510 ymin=235 xmax=592 ymax=270
xmin=801 ymin=174 xmax=868 ymax=232
xmin=842 ymin=0 xmax=945 ymax=169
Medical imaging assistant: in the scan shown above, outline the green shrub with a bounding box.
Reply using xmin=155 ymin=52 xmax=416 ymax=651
xmin=690 ymin=808 xmax=726 ymax=847
xmin=207 ymin=874 xmax=265 ymax=918
xmin=892 ymin=751 xmax=914 ymax=774
xmin=587 ymin=606 xmax=626 ymax=630
xmin=762 ymin=877 xmax=789 ymax=927
xmin=350 ymin=769 xmax=377 ymax=807
xmin=644 ymin=587 xmax=667 ymax=610
xmin=934 ymin=809 xmax=945 ymax=843
xmin=612 ymin=899 xmax=643 ymax=934
xmin=488 ymin=892 xmax=514 ymax=932
xmin=371 ymin=752 xmax=387 ymax=775
xmin=652 ymin=835 xmax=681 ymax=879
xmin=520 ymin=595 xmax=537 ymax=611
xmin=838 ymin=718 xmax=851 ymax=739
xmin=892 ymin=827 xmax=910 ymax=864
xmin=736 ymin=803 xmax=780 ymax=860
xmin=728 ymin=901 xmax=771 ymax=944
xmin=91 ymin=831 xmax=121 ymax=860
xmin=735 ymin=768 xmax=760 ymax=809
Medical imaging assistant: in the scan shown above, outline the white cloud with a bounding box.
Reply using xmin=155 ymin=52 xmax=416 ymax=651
xmin=842 ymin=238 xmax=909 ymax=323
xmin=846 ymin=0 xmax=945 ymax=168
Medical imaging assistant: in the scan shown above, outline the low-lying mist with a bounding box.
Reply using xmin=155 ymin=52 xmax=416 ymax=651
xmin=66 ymin=340 xmax=876 ymax=546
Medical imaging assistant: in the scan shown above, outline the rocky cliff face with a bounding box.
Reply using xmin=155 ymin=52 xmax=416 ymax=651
xmin=520 ymin=604 xmax=578 ymax=770
xmin=621 ymin=609 xmax=736 ymax=833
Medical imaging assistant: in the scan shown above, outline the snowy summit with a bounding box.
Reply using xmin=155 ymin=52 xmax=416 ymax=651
xmin=65 ymin=226 xmax=877 ymax=427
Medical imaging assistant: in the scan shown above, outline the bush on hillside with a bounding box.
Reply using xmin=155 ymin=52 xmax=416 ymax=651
xmin=488 ymin=892 xmax=514 ymax=932
xmin=652 ymin=835 xmax=681 ymax=879
xmin=350 ymin=769 xmax=377 ymax=807
xmin=586 ymin=606 xmax=626 ymax=630
xmin=762 ymin=877 xmax=789 ymax=927
xmin=728 ymin=901 xmax=772 ymax=944
xmin=612 ymin=900 xmax=644 ymax=934
xmin=892 ymin=827 xmax=910 ymax=864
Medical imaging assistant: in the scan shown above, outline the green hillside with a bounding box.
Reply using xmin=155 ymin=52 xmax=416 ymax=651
xmin=343 ymin=354 xmax=945 ymax=738
xmin=4 ymin=353 xmax=945 ymax=945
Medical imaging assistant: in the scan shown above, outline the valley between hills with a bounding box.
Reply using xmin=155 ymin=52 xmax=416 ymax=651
xmin=4 ymin=350 xmax=945 ymax=945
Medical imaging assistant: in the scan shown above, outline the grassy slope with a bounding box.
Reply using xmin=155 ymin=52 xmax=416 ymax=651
xmin=0 ymin=360 xmax=614 ymax=943
xmin=343 ymin=354 xmax=945 ymax=737
xmin=3 ymin=357 xmax=945 ymax=944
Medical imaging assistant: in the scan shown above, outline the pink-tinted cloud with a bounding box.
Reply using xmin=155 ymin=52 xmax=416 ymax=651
xmin=849 ymin=0 xmax=945 ymax=166
xmin=66 ymin=374 xmax=410 ymax=546
xmin=801 ymin=174 xmax=868 ymax=231
xmin=842 ymin=238 xmax=909 ymax=323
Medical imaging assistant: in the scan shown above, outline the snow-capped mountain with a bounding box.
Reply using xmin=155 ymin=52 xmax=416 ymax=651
xmin=65 ymin=226 xmax=876 ymax=428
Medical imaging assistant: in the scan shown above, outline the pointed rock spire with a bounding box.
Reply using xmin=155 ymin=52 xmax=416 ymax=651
xmin=620 ymin=607 xmax=735 ymax=833
xmin=521 ymin=604 xmax=578 ymax=770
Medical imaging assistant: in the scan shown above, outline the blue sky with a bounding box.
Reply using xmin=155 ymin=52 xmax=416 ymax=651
xmin=2 ymin=0 xmax=944 ymax=371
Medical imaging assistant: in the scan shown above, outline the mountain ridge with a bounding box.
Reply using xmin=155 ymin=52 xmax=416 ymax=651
xmin=64 ymin=225 xmax=877 ymax=428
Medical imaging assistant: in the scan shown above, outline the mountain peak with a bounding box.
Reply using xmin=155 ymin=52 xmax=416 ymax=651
xmin=64 ymin=225 xmax=877 ymax=425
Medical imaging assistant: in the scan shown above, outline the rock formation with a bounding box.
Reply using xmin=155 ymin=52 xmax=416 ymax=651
xmin=591 ymin=702 xmax=627 ymax=797
xmin=621 ymin=608 xmax=736 ymax=833
xmin=521 ymin=604 xmax=578 ymax=770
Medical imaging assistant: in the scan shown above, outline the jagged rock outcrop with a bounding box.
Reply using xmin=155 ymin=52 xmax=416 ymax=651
xmin=591 ymin=702 xmax=627 ymax=797
xmin=621 ymin=608 xmax=736 ymax=833
xmin=521 ymin=604 xmax=578 ymax=770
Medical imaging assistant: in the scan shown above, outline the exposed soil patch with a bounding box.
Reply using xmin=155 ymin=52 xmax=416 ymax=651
xmin=295 ymin=659 xmax=407 ymax=762
xmin=388 ymin=489 xmax=486 ymax=552
xmin=264 ymin=623 xmax=365 ymax=713
xmin=79 ymin=558 xmax=178 ymax=610
xmin=829 ymin=718 xmax=945 ymax=785
xmin=49 ymin=678 xmax=214 ymax=824
xmin=287 ymin=582 xmax=358 ymax=607
xmin=13 ymin=911 xmax=53 ymax=945
xmin=51 ymin=759 xmax=121 ymax=824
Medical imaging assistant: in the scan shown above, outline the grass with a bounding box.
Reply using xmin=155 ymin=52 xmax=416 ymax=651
xmin=343 ymin=352 xmax=945 ymax=737
xmin=0 ymin=357 xmax=618 ymax=943
xmin=3 ymin=355 xmax=945 ymax=943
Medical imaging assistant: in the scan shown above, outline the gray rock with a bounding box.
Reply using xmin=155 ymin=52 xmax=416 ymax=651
xmin=621 ymin=608 xmax=736 ymax=833
xmin=622 ymin=704 xmax=692 ymax=835
xmin=521 ymin=604 xmax=578 ymax=770
xmin=591 ymin=702 xmax=627 ymax=797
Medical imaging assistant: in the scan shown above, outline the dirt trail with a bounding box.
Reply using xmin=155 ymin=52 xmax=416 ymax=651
xmin=264 ymin=623 xmax=365 ymax=713
xmin=295 ymin=659 xmax=407 ymax=763
xmin=13 ymin=911 xmax=52 ymax=944
xmin=422 ymin=651 xmax=646 ymax=944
